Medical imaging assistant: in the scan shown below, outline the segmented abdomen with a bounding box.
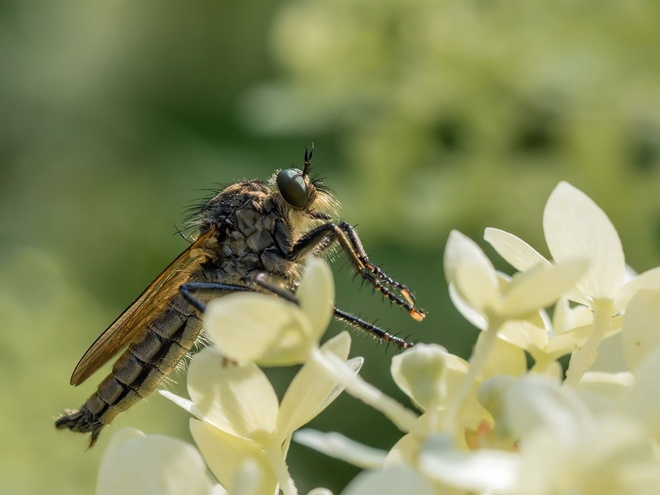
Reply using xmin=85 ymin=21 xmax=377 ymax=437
xmin=55 ymin=294 xmax=202 ymax=446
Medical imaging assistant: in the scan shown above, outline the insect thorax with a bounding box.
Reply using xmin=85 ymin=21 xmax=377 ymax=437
xmin=197 ymin=180 xmax=306 ymax=287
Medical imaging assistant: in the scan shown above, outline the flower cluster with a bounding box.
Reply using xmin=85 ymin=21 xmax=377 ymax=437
xmin=97 ymin=182 xmax=660 ymax=494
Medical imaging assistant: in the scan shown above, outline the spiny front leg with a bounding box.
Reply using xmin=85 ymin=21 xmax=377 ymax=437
xmin=289 ymin=221 xmax=426 ymax=321
xmin=341 ymin=223 xmax=418 ymax=307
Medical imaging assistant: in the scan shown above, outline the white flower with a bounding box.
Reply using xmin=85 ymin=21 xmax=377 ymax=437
xmin=162 ymin=332 xmax=361 ymax=495
xmin=500 ymin=376 xmax=660 ymax=495
xmin=390 ymin=343 xmax=467 ymax=413
xmin=96 ymin=428 xmax=222 ymax=495
xmin=445 ymin=229 xmax=588 ymax=324
xmin=485 ymin=182 xmax=660 ymax=384
xmin=389 ymin=343 xmax=498 ymax=438
xmin=442 ymin=230 xmax=586 ymax=431
xmin=496 ymin=297 xmax=600 ymax=377
xmin=485 ymin=183 xmax=625 ymax=305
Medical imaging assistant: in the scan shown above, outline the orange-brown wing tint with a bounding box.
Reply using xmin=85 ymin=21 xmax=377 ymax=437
xmin=69 ymin=229 xmax=214 ymax=386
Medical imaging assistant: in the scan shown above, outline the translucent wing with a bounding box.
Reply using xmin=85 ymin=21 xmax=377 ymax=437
xmin=70 ymin=229 xmax=214 ymax=386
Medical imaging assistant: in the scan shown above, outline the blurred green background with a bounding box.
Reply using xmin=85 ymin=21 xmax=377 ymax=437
xmin=2 ymin=0 xmax=660 ymax=494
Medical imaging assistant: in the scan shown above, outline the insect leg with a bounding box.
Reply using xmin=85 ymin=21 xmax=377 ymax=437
xmin=331 ymin=223 xmax=425 ymax=318
xmin=181 ymin=278 xmax=301 ymax=311
xmin=289 ymin=222 xmax=425 ymax=320
xmin=340 ymin=222 xmax=417 ymax=305
xmin=253 ymin=273 xmax=415 ymax=349
xmin=180 ymin=282 xmax=252 ymax=312
xmin=252 ymin=273 xmax=299 ymax=304
xmin=334 ymin=307 xmax=414 ymax=349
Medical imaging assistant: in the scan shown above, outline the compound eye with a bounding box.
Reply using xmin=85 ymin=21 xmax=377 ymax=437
xmin=277 ymin=168 xmax=308 ymax=208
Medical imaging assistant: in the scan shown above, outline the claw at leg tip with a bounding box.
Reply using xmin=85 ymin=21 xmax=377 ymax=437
xmin=410 ymin=308 xmax=426 ymax=321
xmin=400 ymin=288 xmax=416 ymax=306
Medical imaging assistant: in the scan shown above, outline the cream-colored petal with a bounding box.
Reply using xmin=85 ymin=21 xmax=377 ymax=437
xmin=319 ymin=330 xmax=352 ymax=359
xmin=448 ymin=282 xmax=488 ymax=330
xmin=190 ymin=419 xmax=278 ymax=495
xmin=543 ymin=182 xmax=625 ymax=300
xmin=500 ymin=258 xmax=589 ymax=318
xmin=543 ymin=323 xmax=592 ymax=356
xmin=101 ymin=427 xmax=144 ymax=459
xmin=615 ymin=266 xmax=660 ymax=313
xmin=444 ymin=230 xmax=499 ymax=312
xmin=229 ymin=460 xmax=262 ymax=495
xmin=310 ymin=347 xmax=420 ymax=433
xmin=205 ymin=293 xmax=314 ymax=365
xmin=420 ymin=434 xmax=520 ymax=493
xmin=479 ymin=334 xmax=527 ymax=379
xmin=503 ymin=376 xmax=591 ymax=444
xmin=297 ymin=258 xmax=335 ymax=340
xmin=624 ymin=348 xmax=660 ymax=435
xmin=277 ymin=332 xmax=359 ymax=436
xmin=306 ymin=489 xmax=333 ymax=495
xmin=97 ymin=428 xmax=217 ymax=495
xmin=293 ymin=429 xmax=387 ymax=469
xmin=188 ymin=347 xmax=278 ymax=439
xmin=342 ymin=466 xmax=435 ymax=495
xmin=621 ymin=289 xmax=660 ymax=371
xmin=159 ymin=390 xmax=205 ymax=420
xmin=390 ymin=343 xmax=457 ymax=410
xmin=617 ymin=464 xmax=660 ymax=495
xmin=484 ymin=227 xmax=549 ymax=271
xmin=517 ymin=414 xmax=655 ymax=494
xmin=478 ymin=375 xmax=516 ymax=415
xmin=385 ymin=431 xmax=423 ymax=466
xmin=577 ymin=416 xmax=655 ymax=466
xmin=552 ymin=297 xmax=593 ymax=334
xmin=497 ymin=318 xmax=549 ymax=354
xmin=210 ymin=485 xmax=229 ymax=495
xmin=485 ymin=228 xmax=592 ymax=307
xmin=577 ymin=372 xmax=633 ymax=408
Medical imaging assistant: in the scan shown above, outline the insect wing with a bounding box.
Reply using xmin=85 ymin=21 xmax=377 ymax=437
xmin=69 ymin=229 xmax=214 ymax=386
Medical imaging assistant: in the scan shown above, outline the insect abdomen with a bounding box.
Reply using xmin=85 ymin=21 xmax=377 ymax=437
xmin=55 ymin=294 xmax=202 ymax=446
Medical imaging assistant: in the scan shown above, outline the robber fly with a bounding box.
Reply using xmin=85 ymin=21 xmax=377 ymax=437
xmin=55 ymin=147 xmax=425 ymax=447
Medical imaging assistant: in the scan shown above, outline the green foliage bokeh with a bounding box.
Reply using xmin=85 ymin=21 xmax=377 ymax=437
xmin=1 ymin=1 xmax=659 ymax=494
